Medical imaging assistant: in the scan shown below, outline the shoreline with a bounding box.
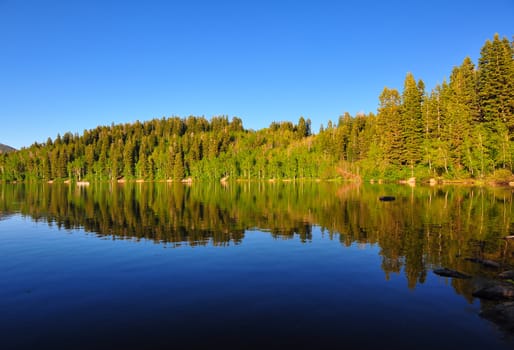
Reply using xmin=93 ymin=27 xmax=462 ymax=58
xmin=3 ymin=178 xmax=514 ymax=188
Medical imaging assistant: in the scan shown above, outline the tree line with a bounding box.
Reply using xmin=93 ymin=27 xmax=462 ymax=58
xmin=1 ymin=34 xmax=513 ymax=182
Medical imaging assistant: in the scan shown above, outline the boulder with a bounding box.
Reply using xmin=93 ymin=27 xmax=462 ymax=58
xmin=433 ymin=268 xmax=471 ymax=279
xmin=480 ymin=302 xmax=514 ymax=332
xmin=480 ymin=259 xmax=501 ymax=268
xmin=465 ymin=258 xmax=500 ymax=268
xmin=472 ymin=284 xmax=514 ymax=300
xmin=498 ymin=270 xmax=514 ymax=280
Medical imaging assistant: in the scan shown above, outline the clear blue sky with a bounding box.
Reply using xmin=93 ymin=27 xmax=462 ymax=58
xmin=1 ymin=0 xmax=513 ymax=149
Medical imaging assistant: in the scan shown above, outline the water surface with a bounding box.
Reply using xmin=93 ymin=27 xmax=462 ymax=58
xmin=1 ymin=182 xmax=513 ymax=349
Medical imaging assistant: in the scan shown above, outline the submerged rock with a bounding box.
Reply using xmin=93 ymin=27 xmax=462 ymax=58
xmin=498 ymin=270 xmax=514 ymax=280
xmin=482 ymin=260 xmax=501 ymax=268
xmin=379 ymin=196 xmax=396 ymax=202
xmin=472 ymin=284 xmax=514 ymax=300
xmin=433 ymin=268 xmax=471 ymax=279
xmin=480 ymin=302 xmax=514 ymax=332
xmin=465 ymin=258 xmax=501 ymax=268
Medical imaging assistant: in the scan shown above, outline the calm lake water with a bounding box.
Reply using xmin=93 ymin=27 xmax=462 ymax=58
xmin=1 ymin=182 xmax=514 ymax=349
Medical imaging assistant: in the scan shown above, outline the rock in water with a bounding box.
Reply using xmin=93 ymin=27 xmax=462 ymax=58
xmin=498 ymin=270 xmax=514 ymax=280
xmin=465 ymin=258 xmax=500 ymax=268
xmin=472 ymin=284 xmax=514 ymax=300
xmin=433 ymin=268 xmax=471 ymax=279
xmin=481 ymin=259 xmax=501 ymax=268
xmin=480 ymin=302 xmax=514 ymax=332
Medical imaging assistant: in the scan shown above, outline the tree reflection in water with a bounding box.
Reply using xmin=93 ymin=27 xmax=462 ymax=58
xmin=1 ymin=182 xmax=513 ymax=298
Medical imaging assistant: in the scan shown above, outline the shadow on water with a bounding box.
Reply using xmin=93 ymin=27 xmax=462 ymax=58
xmin=1 ymin=181 xmax=514 ymax=341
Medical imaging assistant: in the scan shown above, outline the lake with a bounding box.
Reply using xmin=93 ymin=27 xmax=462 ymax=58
xmin=1 ymin=182 xmax=514 ymax=349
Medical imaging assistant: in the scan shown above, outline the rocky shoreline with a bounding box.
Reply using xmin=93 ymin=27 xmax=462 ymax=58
xmin=434 ymin=251 xmax=514 ymax=335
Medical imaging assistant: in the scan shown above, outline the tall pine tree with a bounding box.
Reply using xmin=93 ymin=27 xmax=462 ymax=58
xmin=447 ymin=57 xmax=479 ymax=172
xmin=400 ymin=73 xmax=424 ymax=170
xmin=477 ymin=34 xmax=514 ymax=133
xmin=377 ymin=87 xmax=403 ymax=168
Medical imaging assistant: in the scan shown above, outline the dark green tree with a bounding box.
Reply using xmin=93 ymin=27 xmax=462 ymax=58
xmin=377 ymin=87 xmax=403 ymax=169
xmin=400 ymin=73 xmax=424 ymax=170
xmin=173 ymin=149 xmax=185 ymax=180
xmin=477 ymin=34 xmax=514 ymax=132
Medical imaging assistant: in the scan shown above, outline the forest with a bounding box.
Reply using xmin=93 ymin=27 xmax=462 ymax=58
xmin=1 ymin=34 xmax=513 ymax=183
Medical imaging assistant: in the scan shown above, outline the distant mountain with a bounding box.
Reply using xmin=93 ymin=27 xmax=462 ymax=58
xmin=0 ymin=143 xmax=16 ymax=154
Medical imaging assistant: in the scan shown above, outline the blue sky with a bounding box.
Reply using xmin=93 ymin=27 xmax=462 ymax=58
xmin=1 ymin=0 xmax=513 ymax=149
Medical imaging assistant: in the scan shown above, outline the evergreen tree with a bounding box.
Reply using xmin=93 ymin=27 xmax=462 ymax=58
xmin=297 ymin=116 xmax=310 ymax=138
xmin=477 ymin=34 xmax=514 ymax=133
xmin=42 ymin=153 xmax=51 ymax=180
xmin=172 ymin=150 xmax=185 ymax=180
xmin=422 ymin=83 xmax=450 ymax=175
xmin=109 ymin=140 xmax=123 ymax=180
xmin=84 ymin=144 xmax=95 ymax=178
xmin=123 ymin=137 xmax=135 ymax=179
xmin=400 ymin=73 xmax=424 ymax=169
xmin=446 ymin=58 xmax=479 ymax=173
xmin=377 ymin=87 xmax=403 ymax=168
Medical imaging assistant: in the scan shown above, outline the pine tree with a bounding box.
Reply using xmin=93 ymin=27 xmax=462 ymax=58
xmin=400 ymin=73 xmax=424 ymax=169
xmin=297 ymin=116 xmax=309 ymax=138
xmin=172 ymin=150 xmax=185 ymax=180
xmin=123 ymin=137 xmax=135 ymax=178
xmin=97 ymin=138 xmax=109 ymax=180
xmin=477 ymin=34 xmax=514 ymax=133
xmin=109 ymin=140 xmax=123 ymax=180
xmin=422 ymin=83 xmax=450 ymax=175
xmin=40 ymin=154 xmax=49 ymax=180
xmin=84 ymin=144 xmax=95 ymax=178
xmin=377 ymin=87 xmax=403 ymax=168
xmin=57 ymin=147 xmax=68 ymax=178
xmin=447 ymin=57 xmax=479 ymax=172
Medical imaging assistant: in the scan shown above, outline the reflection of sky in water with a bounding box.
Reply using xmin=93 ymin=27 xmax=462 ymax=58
xmin=0 ymin=216 xmax=511 ymax=350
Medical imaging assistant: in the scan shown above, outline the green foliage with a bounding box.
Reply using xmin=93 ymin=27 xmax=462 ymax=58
xmin=489 ymin=168 xmax=514 ymax=183
xmin=401 ymin=73 xmax=424 ymax=167
xmin=377 ymin=87 xmax=403 ymax=169
xmin=477 ymin=34 xmax=514 ymax=132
